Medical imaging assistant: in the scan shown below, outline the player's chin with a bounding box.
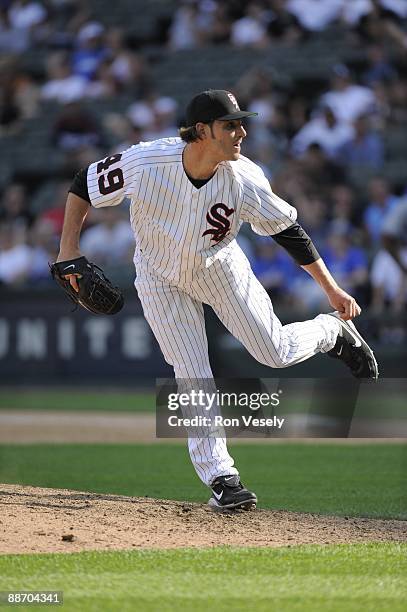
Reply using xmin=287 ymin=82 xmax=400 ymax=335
xmin=230 ymin=148 xmax=241 ymax=160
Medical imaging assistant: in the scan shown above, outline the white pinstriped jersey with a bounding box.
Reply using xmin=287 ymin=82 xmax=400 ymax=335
xmin=87 ymin=137 xmax=297 ymax=285
xmin=88 ymin=136 xmax=341 ymax=488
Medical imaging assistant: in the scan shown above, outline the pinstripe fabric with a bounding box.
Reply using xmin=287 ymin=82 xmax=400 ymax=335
xmin=87 ymin=138 xmax=297 ymax=286
xmin=190 ymin=245 xmax=341 ymax=368
xmin=87 ymin=136 xmax=341 ymax=486
xmin=135 ymin=271 xmax=238 ymax=485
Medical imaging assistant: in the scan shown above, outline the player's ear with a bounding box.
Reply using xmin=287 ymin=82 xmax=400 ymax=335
xmin=195 ymin=122 xmax=207 ymax=140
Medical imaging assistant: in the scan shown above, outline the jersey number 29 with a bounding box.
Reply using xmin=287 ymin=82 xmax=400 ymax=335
xmin=97 ymin=154 xmax=124 ymax=195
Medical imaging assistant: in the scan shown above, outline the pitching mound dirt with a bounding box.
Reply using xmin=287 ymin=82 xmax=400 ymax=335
xmin=0 ymin=484 xmax=405 ymax=554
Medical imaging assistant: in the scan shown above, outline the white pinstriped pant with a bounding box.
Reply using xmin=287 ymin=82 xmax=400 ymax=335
xmin=135 ymin=246 xmax=341 ymax=486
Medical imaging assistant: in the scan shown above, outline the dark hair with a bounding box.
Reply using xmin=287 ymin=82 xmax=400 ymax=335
xmin=179 ymin=125 xmax=201 ymax=143
xmin=179 ymin=121 xmax=214 ymax=143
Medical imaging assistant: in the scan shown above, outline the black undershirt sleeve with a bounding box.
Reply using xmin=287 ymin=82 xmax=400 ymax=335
xmin=68 ymin=166 xmax=91 ymax=204
xmin=271 ymin=223 xmax=320 ymax=265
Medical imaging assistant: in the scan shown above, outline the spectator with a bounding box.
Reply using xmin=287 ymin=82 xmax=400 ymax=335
xmin=0 ymin=222 xmax=32 ymax=286
xmin=381 ymin=197 xmax=407 ymax=276
xmin=371 ymin=197 xmax=407 ymax=312
xmin=285 ymin=96 xmax=309 ymax=138
xmin=103 ymin=114 xmax=143 ymax=151
xmin=0 ymin=8 xmax=30 ymax=52
xmin=380 ymin=0 xmax=407 ymax=18
xmin=127 ymin=93 xmax=178 ymax=140
xmin=12 ymin=67 xmax=39 ymax=119
xmin=387 ymin=78 xmax=407 ymax=123
xmin=80 ymin=206 xmax=134 ymax=266
xmin=0 ymin=0 xmax=405 ymax=322
xmin=0 ymin=83 xmax=21 ymax=134
xmin=251 ymin=143 xmax=277 ymax=181
xmin=65 ymin=144 xmax=103 ymax=176
xmin=266 ymin=0 xmax=305 ymax=44
xmin=322 ymin=230 xmax=369 ymax=302
xmin=337 ymin=114 xmax=384 ymax=170
xmin=168 ymin=1 xmax=204 ymax=50
xmin=294 ymin=194 xmax=329 ymax=251
xmin=291 ymin=104 xmax=354 ymax=159
xmin=241 ymin=70 xmax=288 ymax=161
xmin=45 ymin=0 xmax=92 ymax=50
xmin=0 ymin=183 xmax=34 ymax=229
xmin=204 ymin=2 xmax=231 ymax=45
xmin=41 ymin=51 xmax=88 ymax=104
xmin=354 ymin=1 xmax=407 ymax=51
xmin=0 ymin=56 xmax=24 ymax=134
xmin=297 ymin=143 xmax=346 ymax=194
xmin=251 ymin=236 xmax=296 ymax=296
xmin=370 ymin=249 xmax=407 ymax=313
xmin=341 ymin=0 xmax=372 ymax=27
xmin=106 ymin=27 xmax=151 ymax=94
xmin=52 ymin=102 xmax=103 ymax=151
xmin=8 ymin=0 xmax=47 ymax=31
xmin=38 ymin=180 xmax=73 ymax=236
xmin=328 ymin=184 xmax=360 ymax=235
xmin=85 ymin=59 xmax=118 ymax=99
xmin=126 ymin=99 xmax=155 ymax=135
xmin=270 ymin=158 xmax=310 ymax=204
xmin=244 ymin=126 xmax=282 ymax=170
xmin=319 ymin=64 xmax=377 ymax=124
xmin=0 ymin=56 xmax=39 ymax=127
xmin=142 ymin=95 xmax=178 ymax=141
xmin=286 ymin=0 xmax=343 ymax=31
xmin=363 ymin=177 xmax=399 ymax=243
xmin=230 ymin=3 xmax=269 ymax=48
xmin=72 ymin=21 xmax=108 ymax=81
xmin=28 ymin=217 xmax=59 ymax=283
xmin=240 ymin=68 xmax=276 ymax=122
xmin=290 ymin=227 xmax=369 ymax=311
xmin=362 ymin=44 xmax=397 ymax=86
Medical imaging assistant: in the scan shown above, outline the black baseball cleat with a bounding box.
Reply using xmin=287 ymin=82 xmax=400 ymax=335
xmin=327 ymin=312 xmax=379 ymax=380
xmin=208 ymin=475 xmax=257 ymax=511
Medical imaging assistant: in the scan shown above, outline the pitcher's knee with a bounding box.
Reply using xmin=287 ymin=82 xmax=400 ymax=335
xmin=257 ymin=346 xmax=292 ymax=369
xmin=273 ymin=355 xmax=292 ymax=368
xmin=270 ymin=354 xmax=292 ymax=368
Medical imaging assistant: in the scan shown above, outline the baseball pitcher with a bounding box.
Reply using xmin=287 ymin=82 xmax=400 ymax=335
xmin=53 ymin=90 xmax=378 ymax=511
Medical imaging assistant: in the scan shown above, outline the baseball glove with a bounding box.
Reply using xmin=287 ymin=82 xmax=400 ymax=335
xmin=50 ymin=256 xmax=124 ymax=315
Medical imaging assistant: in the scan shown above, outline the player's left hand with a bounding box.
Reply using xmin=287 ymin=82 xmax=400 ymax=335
xmin=326 ymin=287 xmax=361 ymax=320
xmin=50 ymin=256 xmax=124 ymax=315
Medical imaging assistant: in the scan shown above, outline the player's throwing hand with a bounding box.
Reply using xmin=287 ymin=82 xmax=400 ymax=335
xmin=326 ymin=286 xmax=361 ymax=320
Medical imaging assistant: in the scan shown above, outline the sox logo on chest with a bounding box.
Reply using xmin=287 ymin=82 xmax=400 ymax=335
xmin=202 ymin=203 xmax=235 ymax=243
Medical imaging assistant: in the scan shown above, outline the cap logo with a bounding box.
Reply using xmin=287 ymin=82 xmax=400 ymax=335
xmin=227 ymin=93 xmax=239 ymax=110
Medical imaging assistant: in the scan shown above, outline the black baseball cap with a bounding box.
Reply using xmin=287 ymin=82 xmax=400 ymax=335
xmin=185 ymin=89 xmax=257 ymax=126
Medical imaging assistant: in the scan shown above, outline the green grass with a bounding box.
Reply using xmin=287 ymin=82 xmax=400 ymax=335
xmin=0 ymin=544 xmax=406 ymax=611
xmin=0 ymin=390 xmax=154 ymax=412
xmin=0 ymin=444 xmax=405 ymax=518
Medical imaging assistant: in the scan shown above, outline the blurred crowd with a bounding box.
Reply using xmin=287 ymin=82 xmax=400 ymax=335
xmin=1 ymin=0 xmax=407 ymax=318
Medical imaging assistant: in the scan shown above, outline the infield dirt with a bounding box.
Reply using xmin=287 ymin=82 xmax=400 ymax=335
xmin=1 ymin=484 xmax=406 ymax=554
